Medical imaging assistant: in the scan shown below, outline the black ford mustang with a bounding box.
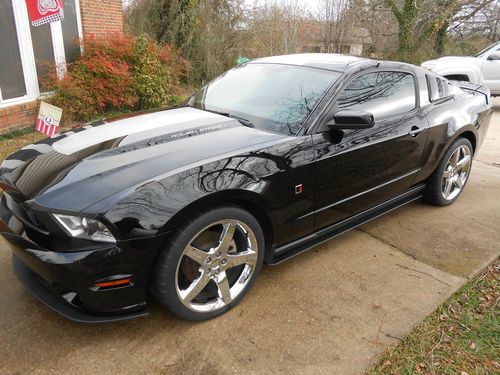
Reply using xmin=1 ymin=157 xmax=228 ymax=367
xmin=0 ymin=54 xmax=493 ymax=322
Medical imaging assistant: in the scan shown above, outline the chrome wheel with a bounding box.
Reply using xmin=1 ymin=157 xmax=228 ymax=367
xmin=441 ymin=145 xmax=472 ymax=201
xmin=174 ymin=220 xmax=259 ymax=313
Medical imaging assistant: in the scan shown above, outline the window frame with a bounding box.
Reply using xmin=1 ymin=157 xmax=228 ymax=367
xmin=0 ymin=0 xmax=83 ymax=109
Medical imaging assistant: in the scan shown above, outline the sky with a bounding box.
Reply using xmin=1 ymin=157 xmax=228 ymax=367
xmin=245 ymin=0 xmax=322 ymax=11
xmin=123 ymin=0 xmax=322 ymax=10
xmin=123 ymin=0 xmax=323 ymax=12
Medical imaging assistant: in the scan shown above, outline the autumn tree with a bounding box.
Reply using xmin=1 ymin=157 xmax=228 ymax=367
xmin=126 ymin=0 xmax=248 ymax=83
xmin=245 ymin=0 xmax=311 ymax=56
xmin=383 ymin=0 xmax=498 ymax=60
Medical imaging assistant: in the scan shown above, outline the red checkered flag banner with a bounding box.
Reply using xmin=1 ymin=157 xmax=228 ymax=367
xmin=25 ymin=0 xmax=64 ymax=27
xmin=36 ymin=102 xmax=62 ymax=136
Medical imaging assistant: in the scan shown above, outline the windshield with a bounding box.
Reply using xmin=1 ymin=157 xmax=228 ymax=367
xmin=475 ymin=42 xmax=499 ymax=57
xmin=187 ymin=63 xmax=341 ymax=135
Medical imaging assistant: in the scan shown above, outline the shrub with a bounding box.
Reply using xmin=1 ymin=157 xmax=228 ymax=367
xmin=132 ymin=35 xmax=172 ymax=109
xmin=45 ymin=33 xmax=190 ymax=122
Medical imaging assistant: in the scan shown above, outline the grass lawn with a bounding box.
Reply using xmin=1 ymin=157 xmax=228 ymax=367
xmin=0 ymin=128 xmax=46 ymax=162
xmin=369 ymin=262 xmax=499 ymax=375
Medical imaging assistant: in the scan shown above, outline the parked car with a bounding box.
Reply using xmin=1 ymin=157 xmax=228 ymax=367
xmin=0 ymin=54 xmax=493 ymax=322
xmin=422 ymin=41 xmax=500 ymax=96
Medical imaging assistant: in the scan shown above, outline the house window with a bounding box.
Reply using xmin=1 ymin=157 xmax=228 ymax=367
xmin=0 ymin=1 xmax=27 ymax=101
xmin=0 ymin=0 xmax=82 ymax=108
xmin=61 ymin=0 xmax=82 ymax=63
xmin=30 ymin=23 xmax=56 ymax=91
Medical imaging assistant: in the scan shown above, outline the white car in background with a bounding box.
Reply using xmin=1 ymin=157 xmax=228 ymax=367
xmin=422 ymin=41 xmax=500 ymax=96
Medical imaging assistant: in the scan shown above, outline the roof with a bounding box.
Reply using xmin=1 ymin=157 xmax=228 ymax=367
xmin=250 ymin=53 xmax=374 ymax=71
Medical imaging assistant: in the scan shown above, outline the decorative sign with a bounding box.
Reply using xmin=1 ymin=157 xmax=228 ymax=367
xmin=36 ymin=101 xmax=62 ymax=136
xmin=25 ymin=0 xmax=64 ymax=27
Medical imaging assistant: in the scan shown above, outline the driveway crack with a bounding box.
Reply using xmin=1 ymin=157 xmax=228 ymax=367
xmin=476 ymin=159 xmax=500 ymax=168
xmin=355 ymin=227 xmax=416 ymax=260
xmin=356 ymin=228 xmax=453 ymax=286
xmin=395 ymin=263 xmax=452 ymax=286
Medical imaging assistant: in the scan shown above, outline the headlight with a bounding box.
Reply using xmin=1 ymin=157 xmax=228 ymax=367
xmin=53 ymin=214 xmax=116 ymax=243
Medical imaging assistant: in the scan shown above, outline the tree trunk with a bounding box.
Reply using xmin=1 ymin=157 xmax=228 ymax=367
xmin=434 ymin=21 xmax=449 ymax=56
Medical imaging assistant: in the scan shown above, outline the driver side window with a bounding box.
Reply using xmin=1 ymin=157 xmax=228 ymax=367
xmin=338 ymin=71 xmax=416 ymax=119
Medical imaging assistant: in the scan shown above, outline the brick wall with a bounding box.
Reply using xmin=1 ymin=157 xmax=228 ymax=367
xmin=0 ymin=101 xmax=39 ymax=134
xmin=79 ymin=0 xmax=123 ymax=38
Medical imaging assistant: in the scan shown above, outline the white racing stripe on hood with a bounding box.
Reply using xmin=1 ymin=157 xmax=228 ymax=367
xmin=52 ymin=107 xmax=230 ymax=155
xmin=21 ymin=143 xmax=53 ymax=153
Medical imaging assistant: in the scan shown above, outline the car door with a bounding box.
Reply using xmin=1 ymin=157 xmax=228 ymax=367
xmin=482 ymin=47 xmax=500 ymax=94
xmin=312 ymin=69 xmax=430 ymax=230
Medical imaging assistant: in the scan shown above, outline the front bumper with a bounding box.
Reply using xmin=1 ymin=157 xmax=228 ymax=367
xmin=12 ymin=254 xmax=148 ymax=323
xmin=0 ymin=192 xmax=160 ymax=323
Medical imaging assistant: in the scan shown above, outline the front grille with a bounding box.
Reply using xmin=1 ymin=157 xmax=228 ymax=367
xmin=2 ymin=192 xmax=49 ymax=236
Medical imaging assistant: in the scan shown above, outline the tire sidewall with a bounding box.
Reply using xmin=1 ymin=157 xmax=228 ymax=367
xmin=151 ymin=205 xmax=265 ymax=321
xmin=429 ymin=138 xmax=473 ymax=206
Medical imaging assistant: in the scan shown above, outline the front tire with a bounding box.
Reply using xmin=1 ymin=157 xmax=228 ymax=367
xmin=423 ymin=137 xmax=473 ymax=206
xmin=151 ymin=206 xmax=265 ymax=321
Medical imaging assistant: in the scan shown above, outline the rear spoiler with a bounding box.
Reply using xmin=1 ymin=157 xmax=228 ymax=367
xmin=457 ymin=81 xmax=491 ymax=105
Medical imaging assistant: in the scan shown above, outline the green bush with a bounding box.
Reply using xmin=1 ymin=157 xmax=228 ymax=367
xmin=132 ymin=35 xmax=172 ymax=109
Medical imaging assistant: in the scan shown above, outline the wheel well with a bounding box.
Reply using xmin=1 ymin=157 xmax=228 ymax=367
xmin=458 ymin=131 xmax=477 ymax=154
xmin=444 ymin=74 xmax=470 ymax=82
xmin=230 ymin=199 xmax=274 ymax=262
xmin=160 ymin=194 xmax=275 ymax=262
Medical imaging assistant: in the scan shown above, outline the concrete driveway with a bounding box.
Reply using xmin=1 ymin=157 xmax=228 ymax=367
xmin=1 ymin=100 xmax=499 ymax=375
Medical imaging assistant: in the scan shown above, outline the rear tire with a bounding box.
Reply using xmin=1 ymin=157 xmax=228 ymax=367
xmin=150 ymin=206 xmax=265 ymax=321
xmin=423 ymin=138 xmax=473 ymax=206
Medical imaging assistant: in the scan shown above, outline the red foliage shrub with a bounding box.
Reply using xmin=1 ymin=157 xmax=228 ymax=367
xmin=45 ymin=33 xmax=190 ymax=122
xmin=159 ymin=44 xmax=190 ymax=86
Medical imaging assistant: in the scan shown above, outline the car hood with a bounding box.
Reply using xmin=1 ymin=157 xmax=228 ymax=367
xmin=0 ymin=107 xmax=289 ymax=213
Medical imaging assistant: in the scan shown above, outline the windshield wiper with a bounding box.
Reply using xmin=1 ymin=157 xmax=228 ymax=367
xmin=229 ymin=114 xmax=254 ymax=128
xmin=203 ymin=109 xmax=254 ymax=128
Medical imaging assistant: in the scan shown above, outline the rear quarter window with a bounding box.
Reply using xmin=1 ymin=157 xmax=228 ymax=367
xmin=426 ymin=75 xmax=464 ymax=101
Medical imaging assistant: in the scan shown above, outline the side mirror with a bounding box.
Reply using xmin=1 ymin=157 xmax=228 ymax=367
xmin=326 ymin=109 xmax=375 ymax=130
xmin=487 ymin=51 xmax=500 ymax=61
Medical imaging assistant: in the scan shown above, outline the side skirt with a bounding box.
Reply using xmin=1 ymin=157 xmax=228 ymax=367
xmin=269 ymin=184 xmax=425 ymax=265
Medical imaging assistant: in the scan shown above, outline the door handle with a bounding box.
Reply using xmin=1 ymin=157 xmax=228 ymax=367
xmin=408 ymin=126 xmax=425 ymax=137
